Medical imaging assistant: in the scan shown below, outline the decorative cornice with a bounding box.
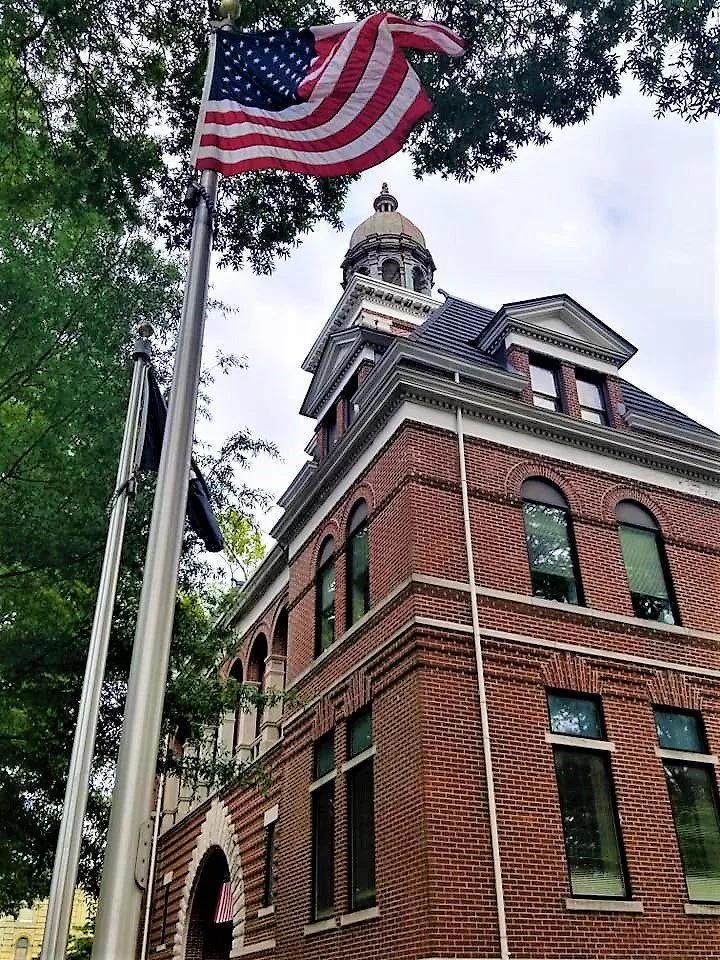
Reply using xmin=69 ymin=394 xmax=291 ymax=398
xmin=624 ymin=411 xmax=720 ymax=451
xmin=271 ymin=344 xmax=720 ymax=547
xmin=301 ymin=274 xmax=439 ymax=373
xmin=476 ymin=294 xmax=637 ymax=367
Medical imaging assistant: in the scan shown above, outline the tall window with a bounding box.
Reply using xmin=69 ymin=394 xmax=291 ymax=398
xmin=248 ymin=634 xmax=268 ymax=741
xmin=521 ymin=479 xmax=583 ymax=605
xmin=346 ymin=501 xmax=370 ymax=628
xmin=311 ymin=734 xmax=335 ymax=920
xmin=14 ymin=939 xmax=29 ymax=960
xmin=229 ymin=660 xmax=244 ymax=756
xmin=529 ymin=358 xmax=561 ymax=411
xmin=616 ymin=501 xmax=678 ymax=624
xmin=346 ymin=707 xmax=376 ymax=911
xmin=548 ymin=692 xmax=629 ymax=899
xmin=655 ymin=708 xmax=720 ymax=902
xmin=263 ymin=820 xmax=277 ymax=907
xmin=315 ymin=537 xmax=336 ymax=655
xmin=576 ymin=372 xmax=608 ymax=425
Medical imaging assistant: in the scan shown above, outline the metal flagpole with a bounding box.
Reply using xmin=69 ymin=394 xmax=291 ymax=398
xmin=91 ymin=168 xmax=218 ymax=959
xmin=40 ymin=331 xmax=152 ymax=960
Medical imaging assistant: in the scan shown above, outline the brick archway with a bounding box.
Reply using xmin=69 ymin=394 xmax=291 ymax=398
xmin=184 ymin=847 xmax=233 ymax=960
xmin=173 ymin=798 xmax=245 ymax=959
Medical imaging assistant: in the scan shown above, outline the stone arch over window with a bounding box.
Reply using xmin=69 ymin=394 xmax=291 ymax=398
xmin=316 ymin=536 xmax=336 ymax=656
xmin=600 ymin=484 xmax=670 ymax=531
xmin=615 ymin=500 xmax=679 ymax=625
xmin=505 ymin=461 xmax=581 ymax=514
xmin=247 ymin=634 xmax=268 ymax=741
xmin=346 ymin=500 xmax=370 ymax=628
xmin=173 ymin=798 xmax=245 ymax=960
xmin=521 ymin=478 xmax=584 ymax=605
xmin=381 ymin=258 xmax=401 ymax=285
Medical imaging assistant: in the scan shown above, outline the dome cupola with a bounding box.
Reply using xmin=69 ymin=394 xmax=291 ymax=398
xmin=341 ymin=184 xmax=436 ymax=293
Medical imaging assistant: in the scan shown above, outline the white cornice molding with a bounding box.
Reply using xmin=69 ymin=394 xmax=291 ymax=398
xmin=478 ymin=294 xmax=637 ymax=367
xmin=271 ymin=349 xmax=720 ymax=548
xmin=624 ymin=411 xmax=720 ymax=451
xmin=301 ymin=274 xmax=439 ymax=373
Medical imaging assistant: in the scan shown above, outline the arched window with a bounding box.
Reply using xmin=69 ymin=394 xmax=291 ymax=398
xmin=412 ymin=266 xmax=427 ymax=293
xmin=248 ymin=634 xmax=268 ymax=740
xmin=346 ymin=501 xmax=370 ymax=628
xmin=521 ymin=479 xmax=582 ymax=605
xmin=381 ymin=258 xmax=401 ymax=285
xmin=14 ymin=938 xmax=29 ymax=960
xmin=616 ymin=501 xmax=678 ymax=624
xmin=273 ymin=606 xmax=288 ymax=693
xmin=228 ymin=660 xmax=244 ymax=756
xmin=316 ymin=537 xmax=336 ymax=655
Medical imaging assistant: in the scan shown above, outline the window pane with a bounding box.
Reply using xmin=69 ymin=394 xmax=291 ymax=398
xmin=576 ymin=378 xmax=603 ymax=410
xmin=349 ymin=708 xmax=373 ymax=758
xmin=533 ymin=393 xmax=560 ymax=411
xmin=317 ymin=562 xmax=335 ymax=652
xmin=554 ymin=749 xmax=627 ymax=898
xmin=530 ymin=364 xmax=558 ymax=398
xmin=348 ymin=525 xmax=370 ymax=626
xmin=655 ymin=711 xmax=705 ymax=753
xmin=548 ymin=694 xmax=603 ymax=739
xmin=665 ymin=762 xmax=720 ymax=902
xmin=618 ymin=525 xmax=675 ymax=624
xmin=581 ymin=408 xmax=605 ymax=425
xmin=523 ymin=502 xmax=579 ymax=604
xmin=314 ymin=734 xmax=335 ymax=779
xmin=349 ymin=760 xmax=376 ymax=910
xmin=312 ymin=785 xmax=334 ymax=919
xmin=263 ymin=822 xmax=276 ymax=906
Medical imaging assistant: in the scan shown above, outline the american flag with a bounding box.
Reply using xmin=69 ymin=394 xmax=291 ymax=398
xmin=214 ymin=880 xmax=233 ymax=924
xmin=191 ymin=12 xmax=466 ymax=177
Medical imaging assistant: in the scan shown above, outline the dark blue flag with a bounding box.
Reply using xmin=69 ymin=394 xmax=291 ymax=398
xmin=140 ymin=367 xmax=224 ymax=553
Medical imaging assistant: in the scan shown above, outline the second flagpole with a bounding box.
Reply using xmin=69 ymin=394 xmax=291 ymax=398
xmin=91 ymin=168 xmax=218 ymax=959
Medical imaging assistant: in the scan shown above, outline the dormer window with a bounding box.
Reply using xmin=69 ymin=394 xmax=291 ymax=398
xmin=529 ymin=358 xmax=561 ymax=412
xmin=323 ymin=405 xmax=337 ymax=451
xmin=576 ymin=372 xmax=608 ymax=425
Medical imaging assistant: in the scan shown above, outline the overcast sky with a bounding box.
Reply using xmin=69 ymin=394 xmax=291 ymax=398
xmin=199 ymin=80 xmax=718 ymax=539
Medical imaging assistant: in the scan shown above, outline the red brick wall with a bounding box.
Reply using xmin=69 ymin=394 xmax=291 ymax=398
xmin=149 ymin=416 xmax=720 ymax=959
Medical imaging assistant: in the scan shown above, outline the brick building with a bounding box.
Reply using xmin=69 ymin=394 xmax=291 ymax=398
xmin=148 ymin=185 xmax=720 ymax=960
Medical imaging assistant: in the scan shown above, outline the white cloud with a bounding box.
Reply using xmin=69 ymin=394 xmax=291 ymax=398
xmin=199 ymin=81 xmax=718 ymax=536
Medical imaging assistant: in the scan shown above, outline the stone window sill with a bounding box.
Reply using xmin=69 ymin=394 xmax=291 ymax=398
xmin=685 ymin=902 xmax=720 ymax=916
xmin=566 ymin=898 xmax=643 ymax=913
xmin=339 ymin=905 xmax=380 ymax=926
xmin=257 ymin=905 xmax=275 ymax=919
xmin=303 ymin=917 xmax=337 ymax=935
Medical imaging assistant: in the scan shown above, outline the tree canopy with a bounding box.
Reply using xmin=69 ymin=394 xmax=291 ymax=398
xmin=0 ymin=82 xmax=276 ymax=913
xmin=3 ymin=0 xmax=718 ymax=271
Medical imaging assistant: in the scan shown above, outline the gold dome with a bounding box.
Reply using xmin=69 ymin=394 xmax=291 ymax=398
xmin=348 ymin=183 xmax=426 ymax=248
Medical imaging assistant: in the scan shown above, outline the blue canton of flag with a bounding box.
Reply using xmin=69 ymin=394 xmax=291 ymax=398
xmin=210 ymin=28 xmax=315 ymax=110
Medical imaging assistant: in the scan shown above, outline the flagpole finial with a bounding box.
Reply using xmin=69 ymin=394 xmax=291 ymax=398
xmin=137 ymin=323 xmax=154 ymax=339
xmin=133 ymin=324 xmax=154 ymax=361
xmin=218 ymin=0 xmax=240 ymax=22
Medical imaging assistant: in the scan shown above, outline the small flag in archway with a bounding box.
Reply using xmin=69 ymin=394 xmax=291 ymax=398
xmin=214 ymin=879 xmax=234 ymax=924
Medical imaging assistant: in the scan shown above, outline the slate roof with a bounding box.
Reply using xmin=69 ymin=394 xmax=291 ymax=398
xmin=620 ymin=380 xmax=717 ymax=439
xmin=411 ymin=295 xmax=718 ymax=442
xmin=410 ymin=294 xmax=502 ymax=367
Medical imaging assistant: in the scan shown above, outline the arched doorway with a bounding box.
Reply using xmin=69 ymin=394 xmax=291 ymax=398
xmin=185 ymin=847 xmax=233 ymax=960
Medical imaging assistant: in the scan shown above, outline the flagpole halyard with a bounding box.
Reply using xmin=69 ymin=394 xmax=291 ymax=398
xmin=91 ymin=167 xmax=219 ymax=960
xmin=40 ymin=333 xmax=152 ymax=960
